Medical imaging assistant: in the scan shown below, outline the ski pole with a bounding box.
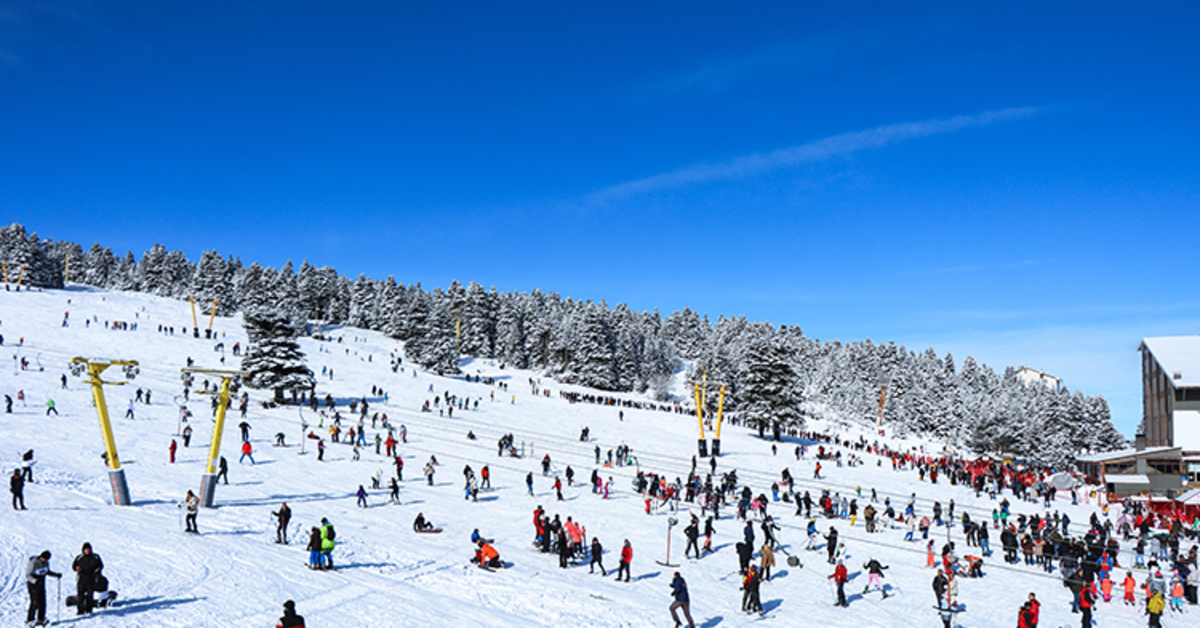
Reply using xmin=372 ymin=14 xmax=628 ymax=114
xmin=57 ymin=575 xmax=61 ymax=624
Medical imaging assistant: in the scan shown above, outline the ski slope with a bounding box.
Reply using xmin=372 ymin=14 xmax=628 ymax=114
xmin=0 ymin=286 xmax=1177 ymax=627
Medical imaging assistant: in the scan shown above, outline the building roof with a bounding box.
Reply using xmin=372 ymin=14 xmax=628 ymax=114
xmin=1075 ymin=446 xmax=1182 ymax=464
xmin=1105 ymin=474 xmax=1151 ymax=485
xmin=1141 ymin=336 xmax=1200 ymax=388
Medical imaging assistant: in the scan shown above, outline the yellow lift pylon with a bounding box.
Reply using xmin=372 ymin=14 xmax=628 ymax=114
xmin=70 ymin=358 xmax=140 ymax=506
xmin=183 ymin=367 xmax=248 ymax=507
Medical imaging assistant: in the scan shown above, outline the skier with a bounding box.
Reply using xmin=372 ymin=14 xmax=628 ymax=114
xmin=526 ymin=472 xmax=534 ymax=495
xmin=319 ymin=517 xmax=336 ymax=569
xmin=45 ymin=398 xmax=58 ymax=416
xmin=240 ymin=440 xmax=255 ymax=465
xmin=71 ymin=542 xmax=103 ymax=615
xmin=4 ymin=394 xmax=11 ymax=413
xmin=25 ymin=550 xmax=62 ymax=627
xmin=169 ymin=439 xmax=177 ymax=463
xmin=183 ymin=424 xmax=193 ymax=447
xmin=277 ymin=599 xmax=306 ymax=627
xmin=743 ymin=564 xmax=763 ymax=613
xmin=12 ymin=468 xmax=27 ymax=510
xmin=590 ymin=538 xmax=606 ymax=575
xmin=829 ymin=559 xmax=849 ymax=607
xmin=356 ymin=485 xmax=368 ymax=508
xmin=389 ymin=477 xmax=399 ymax=503
xmin=181 ymin=489 xmax=199 ymax=533
xmin=272 ymin=502 xmax=292 ymax=544
xmin=669 ymin=571 xmax=696 ymax=628
xmin=863 ymin=556 xmax=889 ymax=597
xmin=424 ymin=461 xmax=435 ymax=486
xmin=616 ymin=540 xmax=632 ymax=582
xmin=306 ymin=527 xmax=322 ymax=569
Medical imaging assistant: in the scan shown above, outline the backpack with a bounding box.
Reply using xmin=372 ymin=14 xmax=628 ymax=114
xmin=326 ymin=525 xmax=335 ymax=541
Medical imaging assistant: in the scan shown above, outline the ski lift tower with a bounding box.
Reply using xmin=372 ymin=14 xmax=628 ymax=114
xmin=183 ymin=367 xmax=247 ymax=507
xmin=691 ymin=371 xmax=728 ymax=457
xmin=70 ymin=357 xmax=140 ymax=506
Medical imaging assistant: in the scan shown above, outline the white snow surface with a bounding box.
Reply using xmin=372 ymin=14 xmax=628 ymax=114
xmin=0 ymin=286 xmax=1177 ymax=627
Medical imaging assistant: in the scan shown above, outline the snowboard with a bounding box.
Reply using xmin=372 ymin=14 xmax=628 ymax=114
xmin=415 ymin=528 xmax=443 ymax=534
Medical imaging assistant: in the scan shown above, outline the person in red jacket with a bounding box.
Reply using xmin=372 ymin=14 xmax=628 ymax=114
xmin=829 ymin=559 xmax=848 ymax=607
xmin=239 ymin=440 xmax=255 ymax=464
xmin=1079 ymin=583 xmax=1094 ymax=628
xmin=616 ymin=540 xmax=633 ymax=582
xmin=169 ymin=439 xmax=177 ymax=464
xmin=1018 ymin=593 xmax=1040 ymax=628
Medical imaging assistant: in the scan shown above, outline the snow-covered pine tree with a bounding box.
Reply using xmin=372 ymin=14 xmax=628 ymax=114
xmin=191 ymin=250 xmax=235 ymax=316
xmin=83 ymin=244 xmax=114 ymax=287
xmin=272 ymin=261 xmax=306 ymax=335
xmin=573 ymin=303 xmax=618 ymax=390
xmin=241 ymin=309 xmax=316 ymax=403
xmin=495 ymin=292 xmax=528 ymax=368
xmin=736 ymin=334 xmax=803 ymax=440
xmin=348 ymin=274 xmax=375 ymax=329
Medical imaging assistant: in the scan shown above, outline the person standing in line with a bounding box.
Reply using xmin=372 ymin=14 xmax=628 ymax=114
xmin=25 ymin=550 xmax=62 ymax=626
xmin=669 ymin=571 xmax=696 ymax=628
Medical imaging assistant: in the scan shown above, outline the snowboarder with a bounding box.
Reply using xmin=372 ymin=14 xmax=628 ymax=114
xmin=669 ymin=571 xmax=696 ymax=627
xmin=71 ymin=542 xmax=103 ymax=615
xmin=25 ymin=550 xmax=62 ymax=626
xmin=181 ymin=489 xmax=199 ymax=533
xmin=273 ymin=502 xmax=292 ymax=544
xmin=413 ymin=512 xmax=434 ymax=531
xmin=277 ymin=599 xmax=306 ymax=627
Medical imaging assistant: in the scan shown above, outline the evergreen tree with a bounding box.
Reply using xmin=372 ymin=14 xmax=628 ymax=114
xmin=736 ymin=334 xmax=803 ymax=440
xmin=241 ymin=310 xmax=315 ymax=403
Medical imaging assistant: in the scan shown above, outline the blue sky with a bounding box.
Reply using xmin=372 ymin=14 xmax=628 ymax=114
xmin=3 ymin=2 xmax=1198 ymax=434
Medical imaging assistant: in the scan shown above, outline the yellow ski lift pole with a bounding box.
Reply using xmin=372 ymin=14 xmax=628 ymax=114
xmin=206 ymin=300 xmax=218 ymax=338
xmin=71 ymin=358 xmax=138 ymax=506
xmin=16 ymin=264 xmax=26 ymax=288
xmin=2 ymin=262 xmax=7 ymax=286
xmin=693 ymin=382 xmax=706 ymax=440
xmin=185 ymin=367 xmax=247 ymax=507
xmin=189 ymin=296 xmax=200 ymax=337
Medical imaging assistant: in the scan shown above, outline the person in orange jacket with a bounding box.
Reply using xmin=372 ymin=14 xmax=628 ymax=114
xmin=1100 ymin=576 xmax=1113 ymax=602
xmin=1122 ymin=571 xmax=1137 ymax=605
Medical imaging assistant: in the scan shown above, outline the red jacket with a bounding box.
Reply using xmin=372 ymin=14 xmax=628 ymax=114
xmin=620 ymin=544 xmax=633 ymax=563
xmin=829 ymin=564 xmax=847 ymax=583
xmin=241 ymin=441 xmax=252 ymax=455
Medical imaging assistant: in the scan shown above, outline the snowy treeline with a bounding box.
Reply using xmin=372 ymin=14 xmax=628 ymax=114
xmin=0 ymin=222 xmax=1126 ymax=464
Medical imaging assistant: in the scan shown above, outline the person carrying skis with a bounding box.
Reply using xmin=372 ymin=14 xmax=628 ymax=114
xmin=25 ymin=550 xmax=62 ymax=626
xmin=277 ymin=599 xmax=306 ymax=627
xmin=273 ymin=502 xmax=292 ymax=544
xmin=616 ymin=540 xmax=632 ymax=582
xmin=72 ymin=542 xmax=104 ymax=615
xmin=829 ymin=559 xmax=849 ymax=607
xmin=669 ymin=571 xmax=696 ymax=628
xmin=181 ymin=489 xmax=199 ymax=533
xmin=863 ymin=556 xmax=889 ymax=597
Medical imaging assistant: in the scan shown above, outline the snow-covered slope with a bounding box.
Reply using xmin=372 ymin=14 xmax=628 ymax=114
xmin=0 ymin=287 xmax=1172 ymax=627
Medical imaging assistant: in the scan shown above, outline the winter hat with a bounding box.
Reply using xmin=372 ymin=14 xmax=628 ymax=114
xmin=82 ymin=542 xmax=92 ymax=552
xmin=39 ymin=550 xmax=51 ymax=559
xmin=283 ymin=600 xmax=295 ymax=610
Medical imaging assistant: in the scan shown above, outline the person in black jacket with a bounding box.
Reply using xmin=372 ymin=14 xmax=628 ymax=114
xmin=72 ymin=542 xmax=104 ymax=615
xmin=590 ymin=538 xmax=606 ymax=575
xmin=273 ymin=503 xmax=292 ymax=544
xmin=11 ymin=468 xmax=27 ymax=510
xmin=278 ymin=599 xmax=305 ymax=627
xmin=684 ymin=518 xmax=701 ymax=559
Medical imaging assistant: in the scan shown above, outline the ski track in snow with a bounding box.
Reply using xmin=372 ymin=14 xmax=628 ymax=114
xmin=0 ymin=286 xmax=1185 ymax=627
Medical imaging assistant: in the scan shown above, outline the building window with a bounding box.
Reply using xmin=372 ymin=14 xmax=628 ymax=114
xmin=1147 ymin=459 xmax=1181 ymax=475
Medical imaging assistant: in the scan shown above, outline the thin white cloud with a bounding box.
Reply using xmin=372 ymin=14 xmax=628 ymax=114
xmin=918 ymin=259 xmax=1055 ymax=276
xmin=590 ymin=107 xmax=1041 ymax=201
